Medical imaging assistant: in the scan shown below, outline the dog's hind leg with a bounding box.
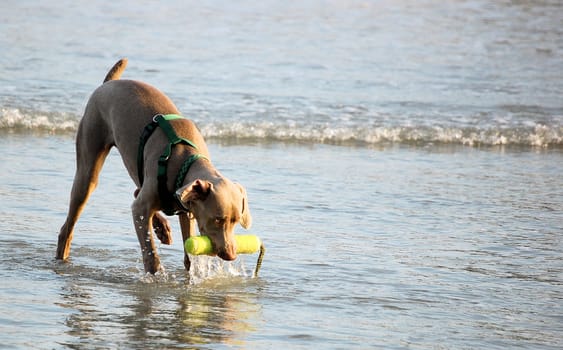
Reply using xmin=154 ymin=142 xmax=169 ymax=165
xmin=153 ymin=212 xmax=173 ymax=245
xmin=57 ymin=116 xmax=111 ymax=260
xmin=134 ymin=189 xmax=172 ymax=245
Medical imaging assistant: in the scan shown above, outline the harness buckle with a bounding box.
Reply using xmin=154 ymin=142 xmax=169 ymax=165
xmin=174 ymin=192 xmax=191 ymax=213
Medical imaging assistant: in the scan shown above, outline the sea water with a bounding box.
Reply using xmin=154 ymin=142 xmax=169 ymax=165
xmin=1 ymin=1 xmax=562 ymax=349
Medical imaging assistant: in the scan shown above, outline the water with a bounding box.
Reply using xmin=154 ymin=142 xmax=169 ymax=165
xmin=1 ymin=0 xmax=562 ymax=349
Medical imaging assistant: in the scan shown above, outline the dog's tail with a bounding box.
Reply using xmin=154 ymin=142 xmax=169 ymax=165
xmin=103 ymin=58 xmax=128 ymax=83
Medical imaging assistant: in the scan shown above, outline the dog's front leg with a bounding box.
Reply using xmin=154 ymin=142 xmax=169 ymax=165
xmin=179 ymin=213 xmax=196 ymax=272
xmin=132 ymin=198 xmax=161 ymax=274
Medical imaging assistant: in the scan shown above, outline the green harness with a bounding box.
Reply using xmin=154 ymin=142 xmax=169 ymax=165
xmin=137 ymin=114 xmax=208 ymax=216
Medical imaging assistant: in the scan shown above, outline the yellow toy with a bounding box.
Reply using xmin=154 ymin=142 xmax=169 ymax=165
xmin=185 ymin=235 xmax=265 ymax=277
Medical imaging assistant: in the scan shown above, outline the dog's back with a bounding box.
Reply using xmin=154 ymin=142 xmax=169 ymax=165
xmin=81 ymin=60 xmax=209 ymax=185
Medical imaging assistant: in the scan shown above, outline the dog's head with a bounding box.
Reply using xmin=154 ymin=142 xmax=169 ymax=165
xmin=176 ymin=178 xmax=252 ymax=261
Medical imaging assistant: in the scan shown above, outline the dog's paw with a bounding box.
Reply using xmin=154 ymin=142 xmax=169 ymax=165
xmin=153 ymin=212 xmax=173 ymax=245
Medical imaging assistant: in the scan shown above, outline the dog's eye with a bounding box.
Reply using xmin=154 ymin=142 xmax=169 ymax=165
xmin=214 ymin=218 xmax=226 ymax=226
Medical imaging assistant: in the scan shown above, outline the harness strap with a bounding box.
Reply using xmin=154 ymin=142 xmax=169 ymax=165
xmin=175 ymin=153 xmax=208 ymax=190
xmin=138 ymin=114 xmax=208 ymax=216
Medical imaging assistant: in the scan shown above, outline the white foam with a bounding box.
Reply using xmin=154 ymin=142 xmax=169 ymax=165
xmin=0 ymin=107 xmax=78 ymax=133
xmin=200 ymin=121 xmax=562 ymax=147
xmin=1 ymin=107 xmax=560 ymax=147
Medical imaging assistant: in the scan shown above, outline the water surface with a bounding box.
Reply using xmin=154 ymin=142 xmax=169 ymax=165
xmin=0 ymin=0 xmax=562 ymax=349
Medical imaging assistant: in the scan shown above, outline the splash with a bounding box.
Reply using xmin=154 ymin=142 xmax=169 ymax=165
xmin=188 ymin=255 xmax=248 ymax=285
xmin=139 ymin=266 xmax=179 ymax=284
xmin=136 ymin=256 xmax=249 ymax=285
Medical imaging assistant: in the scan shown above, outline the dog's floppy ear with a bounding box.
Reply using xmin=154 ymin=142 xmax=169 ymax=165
xmin=236 ymin=183 xmax=252 ymax=229
xmin=176 ymin=179 xmax=211 ymax=205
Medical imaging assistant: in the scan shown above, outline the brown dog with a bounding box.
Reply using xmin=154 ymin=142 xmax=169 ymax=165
xmin=56 ymin=59 xmax=252 ymax=274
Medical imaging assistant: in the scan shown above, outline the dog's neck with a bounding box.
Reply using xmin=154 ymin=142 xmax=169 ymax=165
xmin=184 ymin=158 xmax=222 ymax=185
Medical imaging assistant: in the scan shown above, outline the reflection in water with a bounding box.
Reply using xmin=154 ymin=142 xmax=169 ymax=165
xmin=56 ymin=269 xmax=263 ymax=349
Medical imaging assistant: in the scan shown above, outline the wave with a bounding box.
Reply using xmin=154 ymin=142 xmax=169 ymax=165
xmin=199 ymin=121 xmax=562 ymax=148
xmin=0 ymin=107 xmax=78 ymax=133
xmin=1 ymin=107 xmax=561 ymax=147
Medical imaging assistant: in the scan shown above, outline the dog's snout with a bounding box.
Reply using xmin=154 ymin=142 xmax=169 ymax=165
xmin=218 ymin=249 xmax=237 ymax=261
